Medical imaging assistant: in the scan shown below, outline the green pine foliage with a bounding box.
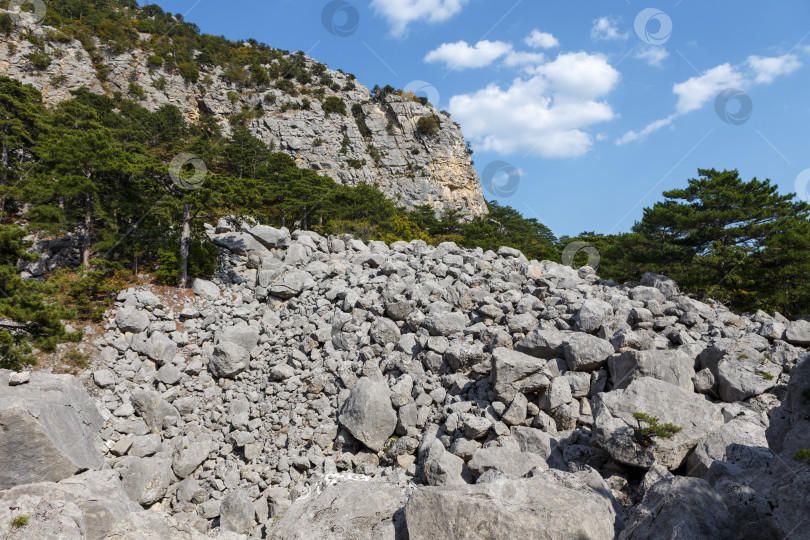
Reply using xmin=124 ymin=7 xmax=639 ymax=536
xmin=632 ymin=412 xmax=682 ymax=445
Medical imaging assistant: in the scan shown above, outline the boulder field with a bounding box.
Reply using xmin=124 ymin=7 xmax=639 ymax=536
xmin=1 ymin=223 xmax=808 ymax=538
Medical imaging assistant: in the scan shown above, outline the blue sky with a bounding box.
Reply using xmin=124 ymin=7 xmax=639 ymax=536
xmin=151 ymin=0 xmax=810 ymax=238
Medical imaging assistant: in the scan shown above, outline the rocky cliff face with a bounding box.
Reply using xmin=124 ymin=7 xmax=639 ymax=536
xmin=0 ymin=12 xmax=488 ymax=217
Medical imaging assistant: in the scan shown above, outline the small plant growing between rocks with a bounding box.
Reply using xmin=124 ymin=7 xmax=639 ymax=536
xmin=10 ymin=514 xmax=29 ymax=529
xmin=759 ymin=371 xmax=775 ymax=381
xmin=632 ymin=412 xmax=682 ymax=447
xmin=794 ymin=448 xmax=810 ymax=465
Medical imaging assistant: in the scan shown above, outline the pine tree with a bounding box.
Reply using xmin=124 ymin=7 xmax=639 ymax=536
xmin=0 ymin=77 xmax=44 ymax=214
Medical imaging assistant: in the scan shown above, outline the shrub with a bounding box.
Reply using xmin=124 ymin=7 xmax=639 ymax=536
xmin=322 ymin=96 xmax=346 ymax=116
xmin=227 ymin=90 xmax=240 ymax=103
xmin=632 ymin=412 xmax=682 ymax=446
xmin=154 ymin=76 xmax=167 ymax=90
xmin=416 ymin=115 xmax=440 ymax=137
xmin=264 ymin=92 xmax=277 ymax=104
xmin=794 ymin=448 xmax=810 ymax=465
xmin=25 ymin=51 xmax=52 ymax=70
xmin=147 ymin=54 xmax=163 ymax=67
xmin=63 ymin=347 xmax=90 ymax=371
xmin=346 ymin=158 xmax=366 ymax=169
xmin=51 ymin=261 xmax=134 ymax=322
xmin=0 ymin=13 xmax=12 ymax=36
xmin=128 ymin=82 xmax=145 ymax=100
xmin=275 ymin=79 xmax=297 ymax=96
xmin=367 ymin=145 xmax=382 ymax=165
xmin=10 ymin=514 xmax=29 ymax=529
xmin=313 ymin=138 xmax=323 ymax=147
xmin=176 ymin=61 xmax=199 ymax=83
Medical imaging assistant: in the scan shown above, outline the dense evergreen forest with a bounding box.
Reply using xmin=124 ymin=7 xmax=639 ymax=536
xmin=1 ymin=0 xmax=810 ymax=370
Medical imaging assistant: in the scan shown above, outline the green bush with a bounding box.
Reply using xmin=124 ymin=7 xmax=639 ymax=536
xmin=322 ymin=96 xmax=346 ymax=116
xmin=147 ymin=54 xmax=163 ymax=67
xmin=25 ymin=51 xmax=52 ymax=70
xmin=176 ymin=61 xmax=199 ymax=83
xmin=632 ymin=412 xmax=682 ymax=445
xmin=416 ymin=115 xmax=440 ymax=137
xmin=794 ymin=448 xmax=810 ymax=465
xmin=51 ymin=261 xmax=134 ymax=323
xmin=0 ymin=13 xmax=13 ymax=36
xmin=346 ymin=158 xmax=366 ymax=169
xmin=128 ymin=82 xmax=145 ymax=100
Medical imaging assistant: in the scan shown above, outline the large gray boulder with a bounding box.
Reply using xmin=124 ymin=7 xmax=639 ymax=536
xmin=207 ymin=341 xmax=250 ymax=379
xmin=716 ymin=352 xmax=781 ymax=402
xmin=116 ymin=455 xmax=172 ymax=506
xmin=422 ymin=312 xmax=467 ymax=336
xmin=0 ymin=494 xmax=86 ymax=538
xmin=144 ymin=332 xmax=177 ymax=365
xmin=115 ymin=307 xmax=149 ymax=333
xmin=0 ymin=470 xmax=140 ymax=540
xmin=218 ymin=325 xmax=260 ymax=351
xmin=515 ymin=329 xmax=569 ymax=358
xmin=422 ymin=439 xmax=471 ymax=486
xmin=563 ymin=333 xmax=614 ymax=371
xmin=212 ymin=231 xmax=266 ymax=255
xmin=105 ymin=510 xmax=208 ymax=539
xmin=338 ymin=377 xmax=397 ymax=452
xmin=687 ymin=417 xmax=772 ymax=478
xmin=191 ymin=278 xmax=220 ymax=300
xmin=371 ymin=318 xmax=401 ymax=346
xmin=784 ymin=319 xmax=810 ymax=346
xmin=490 ymin=347 xmax=550 ymax=403
xmin=172 ymin=440 xmax=211 ymax=479
xmin=467 ymin=446 xmax=548 ymax=479
xmin=405 ymin=470 xmax=617 ymax=540
xmin=608 ymin=349 xmax=695 ymax=390
xmin=130 ymin=388 xmax=179 ymax=430
xmin=245 ymin=224 xmax=290 ymax=249
xmin=269 ymin=477 xmax=411 ymax=540
xmin=0 ymin=371 xmax=104 ymax=489
xmin=576 ymin=299 xmax=613 ymax=333
xmin=593 ymin=377 xmax=723 ymax=470
xmin=619 ymin=477 xmax=734 ymax=540
xmin=220 ymin=489 xmax=254 ymax=534
xmin=269 ymin=270 xmax=313 ymax=299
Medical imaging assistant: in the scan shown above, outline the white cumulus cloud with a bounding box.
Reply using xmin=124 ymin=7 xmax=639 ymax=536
xmin=618 ymin=53 xmax=803 ymax=144
xmin=635 ymin=46 xmax=669 ymax=67
xmin=525 ymin=30 xmax=559 ymax=49
xmin=370 ymin=0 xmax=469 ymax=37
xmin=591 ymin=16 xmax=628 ymax=41
xmin=449 ymin=52 xmax=620 ymax=158
xmin=424 ymin=40 xmax=513 ymax=69
xmin=747 ymin=53 xmax=801 ymax=84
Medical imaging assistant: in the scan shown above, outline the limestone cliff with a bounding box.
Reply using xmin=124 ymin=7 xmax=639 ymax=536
xmin=0 ymin=11 xmax=488 ymax=217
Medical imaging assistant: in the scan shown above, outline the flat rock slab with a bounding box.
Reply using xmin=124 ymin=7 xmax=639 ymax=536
xmin=269 ymin=476 xmax=411 ymax=540
xmin=406 ymin=470 xmax=617 ymax=540
xmin=0 ymin=371 xmax=104 ymax=489
xmin=593 ymin=377 xmax=723 ymax=470
xmin=608 ymin=349 xmax=695 ymax=391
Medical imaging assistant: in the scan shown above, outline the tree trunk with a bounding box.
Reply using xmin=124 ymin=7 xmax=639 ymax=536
xmin=178 ymin=202 xmax=191 ymax=288
xmin=301 ymin=206 xmax=308 ymax=230
xmin=82 ymin=193 xmax=91 ymax=266
xmin=280 ymin=208 xmax=285 ymax=228
xmin=0 ymin=142 xmax=8 ymax=215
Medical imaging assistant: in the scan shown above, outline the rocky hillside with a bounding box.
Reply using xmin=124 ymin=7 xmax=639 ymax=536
xmin=1 ymin=221 xmax=809 ymax=538
xmin=0 ymin=9 xmax=487 ymax=216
